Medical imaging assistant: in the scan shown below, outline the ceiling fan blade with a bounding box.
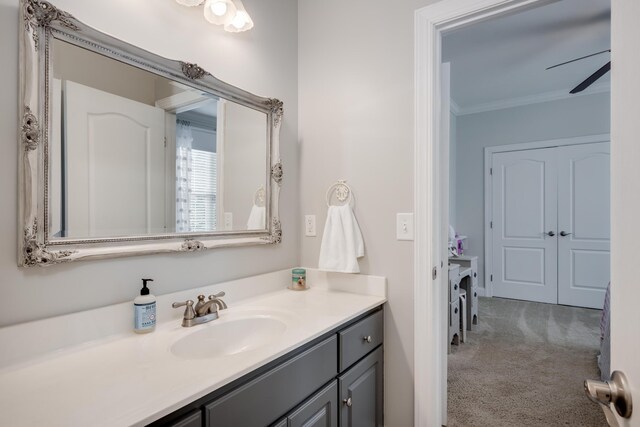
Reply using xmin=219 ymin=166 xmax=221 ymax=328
xmin=570 ymin=61 xmax=611 ymax=94
xmin=546 ymin=49 xmax=610 ymax=70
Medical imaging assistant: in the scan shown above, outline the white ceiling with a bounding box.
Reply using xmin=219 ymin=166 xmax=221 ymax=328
xmin=442 ymin=0 xmax=610 ymax=113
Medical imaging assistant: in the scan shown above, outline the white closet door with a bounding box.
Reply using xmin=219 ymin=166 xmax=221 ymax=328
xmin=557 ymin=142 xmax=610 ymax=308
xmin=492 ymin=148 xmax=558 ymax=304
xmin=65 ymin=80 xmax=166 ymax=238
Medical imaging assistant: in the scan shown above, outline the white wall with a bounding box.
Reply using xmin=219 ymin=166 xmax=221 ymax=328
xmin=0 ymin=0 xmax=298 ymax=326
xmin=454 ymin=92 xmax=610 ymax=290
xmin=298 ymin=0 xmax=439 ymax=424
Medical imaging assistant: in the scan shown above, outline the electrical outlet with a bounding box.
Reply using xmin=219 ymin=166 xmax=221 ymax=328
xmin=305 ymin=215 xmax=316 ymax=236
xmin=396 ymin=213 xmax=414 ymax=241
xmin=224 ymin=212 xmax=233 ymax=230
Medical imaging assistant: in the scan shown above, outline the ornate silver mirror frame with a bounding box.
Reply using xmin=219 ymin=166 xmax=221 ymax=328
xmin=18 ymin=0 xmax=283 ymax=267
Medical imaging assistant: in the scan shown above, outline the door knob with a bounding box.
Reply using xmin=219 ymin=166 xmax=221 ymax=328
xmin=547 ymin=231 xmax=555 ymax=237
xmin=343 ymin=397 xmax=353 ymax=407
xmin=560 ymin=231 xmax=572 ymax=236
xmin=585 ymin=371 xmax=632 ymax=425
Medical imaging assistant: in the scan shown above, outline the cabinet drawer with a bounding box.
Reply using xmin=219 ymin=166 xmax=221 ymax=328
xmin=339 ymin=310 xmax=383 ymax=371
xmin=167 ymin=410 xmax=202 ymax=427
xmin=206 ymin=336 xmax=338 ymax=427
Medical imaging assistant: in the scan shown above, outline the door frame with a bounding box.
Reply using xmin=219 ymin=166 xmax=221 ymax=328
xmin=414 ymin=0 xmax=564 ymax=425
xmin=483 ymin=134 xmax=610 ymax=297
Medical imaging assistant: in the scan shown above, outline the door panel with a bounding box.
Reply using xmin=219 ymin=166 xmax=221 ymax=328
xmin=557 ymin=142 xmax=610 ymax=308
xmin=503 ymin=247 xmax=545 ymax=284
xmin=439 ymin=63 xmax=451 ymax=425
xmin=610 ymin=3 xmax=640 ymax=423
xmin=492 ymin=148 xmax=558 ymax=303
xmin=64 ymin=80 xmax=166 ymax=238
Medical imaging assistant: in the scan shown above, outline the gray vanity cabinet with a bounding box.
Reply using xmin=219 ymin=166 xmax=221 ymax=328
xmin=150 ymin=307 xmax=383 ymax=427
xmin=338 ymin=347 xmax=383 ymax=427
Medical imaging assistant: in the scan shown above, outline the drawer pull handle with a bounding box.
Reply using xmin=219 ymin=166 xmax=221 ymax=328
xmin=343 ymin=397 xmax=353 ymax=407
xmin=363 ymin=335 xmax=372 ymax=343
xmin=454 ymin=307 xmax=458 ymax=314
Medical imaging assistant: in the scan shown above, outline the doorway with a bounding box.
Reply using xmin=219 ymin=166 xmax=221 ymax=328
xmin=412 ymin=0 xmax=625 ymax=426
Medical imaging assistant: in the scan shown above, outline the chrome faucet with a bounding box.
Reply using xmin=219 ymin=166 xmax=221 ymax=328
xmin=173 ymin=291 xmax=227 ymax=327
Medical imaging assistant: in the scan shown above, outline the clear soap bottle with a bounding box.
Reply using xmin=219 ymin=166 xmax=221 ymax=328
xmin=134 ymin=278 xmax=156 ymax=333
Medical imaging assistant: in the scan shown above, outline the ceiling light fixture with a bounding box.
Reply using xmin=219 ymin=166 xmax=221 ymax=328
xmin=175 ymin=0 xmax=204 ymax=6
xmin=223 ymin=0 xmax=254 ymax=33
xmin=176 ymin=0 xmax=253 ymax=32
xmin=204 ymin=0 xmax=237 ymax=25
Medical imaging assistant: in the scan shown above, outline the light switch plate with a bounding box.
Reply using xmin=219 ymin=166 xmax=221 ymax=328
xmin=396 ymin=213 xmax=414 ymax=241
xmin=305 ymin=215 xmax=317 ymax=236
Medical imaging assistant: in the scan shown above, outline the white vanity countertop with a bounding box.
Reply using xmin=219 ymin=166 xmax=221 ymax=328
xmin=0 ymin=269 xmax=386 ymax=426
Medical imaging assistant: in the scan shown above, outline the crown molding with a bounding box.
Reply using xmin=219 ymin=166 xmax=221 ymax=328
xmin=452 ymin=81 xmax=610 ymax=116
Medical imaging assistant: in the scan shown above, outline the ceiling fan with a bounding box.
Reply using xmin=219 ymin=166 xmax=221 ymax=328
xmin=546 ymin=49 xmax=611 ymax=94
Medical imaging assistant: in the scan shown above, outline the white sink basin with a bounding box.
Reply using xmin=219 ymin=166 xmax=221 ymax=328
xmin=170 ymin=313 xmax=289 ymax=360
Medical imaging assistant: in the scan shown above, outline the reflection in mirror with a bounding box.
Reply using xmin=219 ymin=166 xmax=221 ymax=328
xmin=49 ymin=39 xmax=267 ymax=240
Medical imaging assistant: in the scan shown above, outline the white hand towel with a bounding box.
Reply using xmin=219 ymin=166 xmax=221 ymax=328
xmin=318 ymin=204 xmax=365 ymax=273
xmin=246 ymin=205 xmax=266 ymax=230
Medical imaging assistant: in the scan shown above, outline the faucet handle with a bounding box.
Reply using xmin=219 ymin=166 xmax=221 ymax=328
xmin=172 ymin=299 xmax=196 ymax=320
xmin=208 ymin=291 xmax=228 ymax=310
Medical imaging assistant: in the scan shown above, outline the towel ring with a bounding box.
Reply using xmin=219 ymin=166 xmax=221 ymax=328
xmin=326 ymin=180 xmax=353 ymax=207
xmin=254 ymin=185 xmax=266 ymax=207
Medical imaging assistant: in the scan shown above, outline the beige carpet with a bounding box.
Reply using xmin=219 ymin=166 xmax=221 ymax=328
xmin=447 ymin=297 xmax=607 ymax=427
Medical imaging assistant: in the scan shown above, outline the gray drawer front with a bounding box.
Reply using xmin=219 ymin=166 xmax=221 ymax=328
xmin=288 ymin=380 xmax=337 ymax=427
xmin=169 ymin=410 xmax=202 ymax=427
xmin=206 ymin=336 xmax=338 ymax=427
xmin=339 ymin=311 xmax=383 ymax=371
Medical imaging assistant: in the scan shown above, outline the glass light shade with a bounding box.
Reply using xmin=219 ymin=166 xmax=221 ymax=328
xmin=223 ymin=0 xmax=254 ymax=32
xmin=175 ymin=0 xmax=204 ymax=6
xmin=210 ymin=1 xmax=227 ymax=16
xmin=204 ymin=0 xmax=237 ymax=25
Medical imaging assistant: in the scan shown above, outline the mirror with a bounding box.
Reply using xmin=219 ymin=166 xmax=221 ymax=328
xmin=18 ymin=0 xmax=282 ymax=266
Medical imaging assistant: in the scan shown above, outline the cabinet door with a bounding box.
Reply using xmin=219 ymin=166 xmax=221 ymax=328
xmin=288 ymin=381 xmax=337 ymax=427
xmin=338 ymin=347 xmax=383 ymax=427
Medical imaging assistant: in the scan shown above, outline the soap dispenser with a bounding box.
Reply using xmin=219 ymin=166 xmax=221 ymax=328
xmin=134 ymin=278 xmax=156 ymax=334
